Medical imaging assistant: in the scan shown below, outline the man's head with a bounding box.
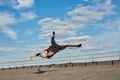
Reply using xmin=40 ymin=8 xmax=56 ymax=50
xmin=40 ymin=50 xmax=54 ymax=58
xmin=40 ymin=50 xmax=48 ymax=58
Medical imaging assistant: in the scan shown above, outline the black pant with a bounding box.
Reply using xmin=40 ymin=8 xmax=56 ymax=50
xmin=50 ymin=35 xmax=81 ymax=51
xmin=36 ymin=32 xmax=81 ymax=57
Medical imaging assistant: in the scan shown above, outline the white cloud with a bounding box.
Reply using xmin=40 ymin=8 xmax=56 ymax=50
xmin=38 ymin=18 xmax=84 ymax=39
xmin=16 ymin=40 xmax=28 ymax=43
xmin=85 ymin=17 xmax=120 ymax=52
xmin=84 ymin=32 xmax=120 ymax=52
xmin=57 ymin=35 xmax=91 ymax=44
xmin=0 ymin=10 xmax=36 ymax=39
xmin=36 ymin=0 xmax=118 ymax=53
xmin=38 ymin=29 xmax=76 ymax=39
xmin=0 ymin=0 xmax=34 ymax=10
xmin=81 ymin=43 xmax=118 ymax=52
xmin=0 ymin=47 xmax=17 ymax=52
xmin=67 ymin=0 xmax=115 ymax=23
xmin=24 ymin=44 xmax=48 ymax=52
xmin=94 ymin=30 xmax=120 ymax=46
xmin=0 ymin=0 xmax=17 ymax=6
xmin=38 ymin=18 xmax=53 ymax=24
xmin=38 ymin=32 xmax=52 ymax=39
xmin=38 ymin=0 xmax=115 ymax=39
xmin=101 ymin=18 xmax=120 ymax=31
xmin=19 ymin=11 xmax=37 ymax=22
xmin=92 ymin=18 xmax=120 ymax=45
xmin=24 ymin=28 xmax=34 ymax=36
xmin=0 ymin=0 xmax=4 ymax=5
xmin=14 ymin=0 xmax=34 ymax=9
xmin=0 ymin=12 xmax=16 ymax=26
xmin=0 ymin=27 xmax=17 ymax=39
xmin=0 ymin=12 xmax=17 ymax=39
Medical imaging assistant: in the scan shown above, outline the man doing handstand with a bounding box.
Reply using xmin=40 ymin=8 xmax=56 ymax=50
xmin=29 ymin=31 xmax=82 ymax=60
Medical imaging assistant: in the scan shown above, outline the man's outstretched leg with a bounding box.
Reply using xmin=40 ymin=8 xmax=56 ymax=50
xmin=59 ymin=43 xmax=82 ymax=50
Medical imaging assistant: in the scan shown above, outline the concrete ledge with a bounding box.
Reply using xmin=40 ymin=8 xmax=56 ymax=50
xmin=0 ymin=60 xmax=120 ymax=71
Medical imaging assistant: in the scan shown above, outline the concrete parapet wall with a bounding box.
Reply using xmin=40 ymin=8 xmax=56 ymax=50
xmin=0 ymin=60 xmax=120 ymax=71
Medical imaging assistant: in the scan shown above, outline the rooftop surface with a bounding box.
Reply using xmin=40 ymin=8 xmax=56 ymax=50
xmin=0 ymin=61 xmax=120 ymax=80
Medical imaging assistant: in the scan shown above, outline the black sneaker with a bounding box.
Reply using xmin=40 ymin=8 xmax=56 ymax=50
xmin=53 ymin=31 xmax=55 ymax=35
xmin=78 ymin=44 xmax=82 ymax=47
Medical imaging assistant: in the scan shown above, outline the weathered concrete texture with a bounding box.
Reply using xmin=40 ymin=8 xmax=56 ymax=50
xmin=0 ymin=61 xmax=120 ymax=80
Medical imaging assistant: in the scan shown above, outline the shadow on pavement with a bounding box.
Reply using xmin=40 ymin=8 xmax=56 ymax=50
xmin=33 ymin=68 xmax=58 ymax=74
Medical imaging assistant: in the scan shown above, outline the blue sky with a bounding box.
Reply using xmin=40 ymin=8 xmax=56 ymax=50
xmin=0 ymin=0 xmax=120 ymax=63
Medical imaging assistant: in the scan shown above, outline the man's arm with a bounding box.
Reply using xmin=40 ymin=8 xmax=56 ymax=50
xmin=29 ymin=53 xmax=41 ymax=60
